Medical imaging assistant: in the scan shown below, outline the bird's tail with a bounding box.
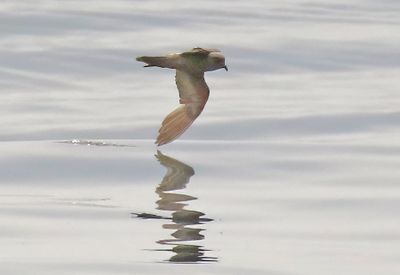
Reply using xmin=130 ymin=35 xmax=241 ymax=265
xmin=136 ymin=56 xmax=175 ymax=69
xmin=156 ymin=105 xmax=198 ymax=146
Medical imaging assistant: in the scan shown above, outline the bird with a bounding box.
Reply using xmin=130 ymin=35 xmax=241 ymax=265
xmin=136 ymin=47 xmax=227 ymax=146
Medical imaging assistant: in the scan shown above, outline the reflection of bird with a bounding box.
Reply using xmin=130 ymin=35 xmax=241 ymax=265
xmin=132 ymin=151 xmax=216 ymax=263
xmin=137 ymin=47 xmax=228 ymax=146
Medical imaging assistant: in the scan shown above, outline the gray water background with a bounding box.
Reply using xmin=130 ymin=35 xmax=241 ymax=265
xmin=1 ymin=1 xmax=400 ymax=274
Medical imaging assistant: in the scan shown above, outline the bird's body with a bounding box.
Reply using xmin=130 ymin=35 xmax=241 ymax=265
xmin=136 ymin=48 xmax=227 ymax=146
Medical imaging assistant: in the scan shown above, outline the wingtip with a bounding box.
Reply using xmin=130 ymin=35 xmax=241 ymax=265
xmin=155 ymin=139 xmax=168 ymax=147
xmin=155 ymin=138 xmax=164 ymax=146
xmin=154 ymin=150 xmax=163 ymax=160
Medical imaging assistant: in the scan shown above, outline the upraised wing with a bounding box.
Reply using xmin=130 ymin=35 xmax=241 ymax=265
xmin=156 ymin=70 xmax=209 ymax=146
xmin=184 ymin=47 xmax=221 ymax=54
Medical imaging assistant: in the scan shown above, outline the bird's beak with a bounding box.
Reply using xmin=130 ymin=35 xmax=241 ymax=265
xmin=224 ymin=65 xmax=228 ymax=71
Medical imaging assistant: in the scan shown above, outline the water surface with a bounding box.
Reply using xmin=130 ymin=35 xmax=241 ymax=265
xmin=1 ymin=0 xmax=400 ymax=274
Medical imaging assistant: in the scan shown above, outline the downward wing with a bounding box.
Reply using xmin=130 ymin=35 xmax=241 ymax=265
xmin=156 ymin=70 xmax=209 ymax=146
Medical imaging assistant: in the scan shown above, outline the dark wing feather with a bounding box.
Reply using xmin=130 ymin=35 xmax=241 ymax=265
xmin=180 ymin=47 xmax=215 ymax=57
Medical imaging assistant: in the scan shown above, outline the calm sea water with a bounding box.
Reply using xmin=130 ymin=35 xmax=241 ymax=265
xmin=1 ymin=1 xmax=400 ymax=274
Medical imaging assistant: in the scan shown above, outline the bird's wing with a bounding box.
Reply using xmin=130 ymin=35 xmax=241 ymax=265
xmin=180 ymin=48 xmax=219 ymax=60
xmin=156 ymin=69 xmax=209 ymax=146
xmin=185 ymin=47 xmax=220 ymax=54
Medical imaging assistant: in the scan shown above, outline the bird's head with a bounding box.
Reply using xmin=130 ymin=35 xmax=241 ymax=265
xmin=207 ymin=52 xmax=228 ymax=72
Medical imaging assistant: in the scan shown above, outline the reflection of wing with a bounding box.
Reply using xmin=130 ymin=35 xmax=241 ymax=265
xmin=156 ymin=70 xmax=209 ymax=146
xmin=155 ymin=150 xmax=195 ymax=192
